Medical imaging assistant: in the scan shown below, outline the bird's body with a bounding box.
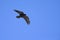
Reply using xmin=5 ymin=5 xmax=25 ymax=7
xmin=14 ymin=9 xmax=30 ymax=24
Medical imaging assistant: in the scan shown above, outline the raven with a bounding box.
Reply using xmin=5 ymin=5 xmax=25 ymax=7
xmin=14 ymin=9 xmax=30 ymax=24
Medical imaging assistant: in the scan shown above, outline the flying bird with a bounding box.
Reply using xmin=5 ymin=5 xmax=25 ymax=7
xmin=14 ymin=9 xmax=30 ymax=24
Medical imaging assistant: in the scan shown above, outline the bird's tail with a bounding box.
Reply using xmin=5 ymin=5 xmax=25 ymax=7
xmin=16 ymin=16 xmax=21 ymax=18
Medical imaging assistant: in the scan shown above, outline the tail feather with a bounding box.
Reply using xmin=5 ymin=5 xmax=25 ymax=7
xmin=16 ymin=16 xmax=21 ymax=18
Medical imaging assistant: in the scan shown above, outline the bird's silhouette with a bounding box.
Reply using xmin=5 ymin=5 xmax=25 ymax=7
xmin=14 ymin=9 xmax=30 ymax=24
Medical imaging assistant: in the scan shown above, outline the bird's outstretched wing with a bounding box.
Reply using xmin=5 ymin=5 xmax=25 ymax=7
xmin=23 ymin=15 xmax=30 ymax=24
xmin=14 ymin=10 xmax=24 ymax=14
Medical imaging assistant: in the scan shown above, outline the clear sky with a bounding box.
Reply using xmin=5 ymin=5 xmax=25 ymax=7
xmin=0 ymin=0 xmax=60 ymax=40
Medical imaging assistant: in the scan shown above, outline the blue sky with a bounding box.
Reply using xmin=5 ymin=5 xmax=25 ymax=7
xmin=0 ymin=0 xmax=60 ymax=40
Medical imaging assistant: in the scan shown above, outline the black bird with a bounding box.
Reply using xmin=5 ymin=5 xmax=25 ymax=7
xmin=14 ymin=9 xmax=30 ymax=24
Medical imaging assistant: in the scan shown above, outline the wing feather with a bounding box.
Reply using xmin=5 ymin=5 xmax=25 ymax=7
xmin=14 ymin=10 xmax=23 ymax=14
xmin=23 ymin=16 xmax=30 ymax=24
